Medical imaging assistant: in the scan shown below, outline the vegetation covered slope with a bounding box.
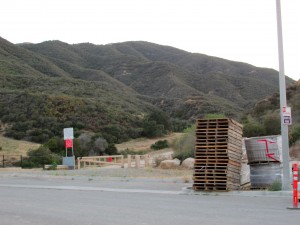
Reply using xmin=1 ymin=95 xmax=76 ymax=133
xmin=0 ymin=37 xmax=158 ymax=143
xmin=243 ymin=80 xmax=300 ymax=145
xmin=21 ymin=40 xmax=294 ymax=119
xmin=0 ymin=36 xmax=297 ymax=146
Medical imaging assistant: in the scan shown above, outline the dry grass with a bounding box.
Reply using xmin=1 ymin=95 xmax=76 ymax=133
xmin=0 ymin=134 xmax=40 ymax=155
xmin=116 ymin=133 xmax=184 ymax=152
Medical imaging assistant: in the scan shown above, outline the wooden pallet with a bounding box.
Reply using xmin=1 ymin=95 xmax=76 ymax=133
xmin=193 ymin=118 xmax=243 ymax=192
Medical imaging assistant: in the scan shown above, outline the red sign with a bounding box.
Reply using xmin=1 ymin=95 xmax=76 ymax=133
xmin=65 ymin=139 xmax=73 ymax=148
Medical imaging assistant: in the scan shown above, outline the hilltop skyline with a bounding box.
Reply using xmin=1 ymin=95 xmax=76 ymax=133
xmin=1 ymin=0 xmax=300 ymax=80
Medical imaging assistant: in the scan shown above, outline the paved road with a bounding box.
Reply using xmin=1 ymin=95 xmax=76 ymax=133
xmin=0 ymin=178 xmax=300 ymax=225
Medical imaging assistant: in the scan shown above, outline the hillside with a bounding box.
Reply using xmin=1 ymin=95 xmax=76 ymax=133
xmin=0 ymin=36 xmax=296 ymax=144
xmin=243 ymin=80 xmax=300 ymax=144
xmin=0 ymin=37 xmax=158 ymax=143
xmin=249 ymin=80 xmax=300 ymax=123
xmin=21 ymin=40 xmax=294 ymax=118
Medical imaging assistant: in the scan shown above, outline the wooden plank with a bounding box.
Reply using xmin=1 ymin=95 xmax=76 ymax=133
xmin=194 ymin=151 xmax=242 ymax=160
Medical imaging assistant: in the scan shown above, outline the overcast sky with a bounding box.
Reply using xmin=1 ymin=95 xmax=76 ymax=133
xmin=1 ymin=0 xmax=299 ymax=80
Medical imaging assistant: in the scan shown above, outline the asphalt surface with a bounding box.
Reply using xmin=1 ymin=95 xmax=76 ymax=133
xmin=1 ymin=171 xmax=300 ymax=225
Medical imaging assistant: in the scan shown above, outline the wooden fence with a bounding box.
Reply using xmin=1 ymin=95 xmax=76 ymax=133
xmin=77 ymin=154 xmax=152 ymax=169
xmin=127 ymin=154 xmax=151 ymax=168
xmin=77 ymin=155 xmax=125 ymax=169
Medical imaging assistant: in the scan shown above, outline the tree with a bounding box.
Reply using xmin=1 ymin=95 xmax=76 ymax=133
xmin=263 ymin=113 xmax=281 ymax=135
xmin=147 ymin=111 xmax=171 ymax=131
xmin=142 ymin=120 xmax=164 ymax=138
xmin=91 ymin=137 xmax=108 ymax=155
xmin=289 ymin=125 xmax=300 ymax=145
xmin=243 ymin=122 xmax=265 ymax=137
xmin=106 ymin=143 xmax=118 ymax=155
xmin=44 ymin=136 xmax=64 ymax=154
xmin=77 ymin=133 xmax=92 ymax=156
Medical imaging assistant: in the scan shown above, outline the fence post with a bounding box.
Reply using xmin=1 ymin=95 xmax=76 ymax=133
xmin=20 ymin=155 xmax=23 ymax=168
xmin=128 ymin=155 xmax=131 ymax=168
xmin=135 ymin=155 xmax=140 ymax=168
xmin=145 ymin=154 xmax=149 ymax=167
xmin=121 ymin=155 xmax=124 ymax=168
xmin=77 ymin=158 xmax=80 ymax=169
xmin=2 ymin=155 xmax=4 ymax=168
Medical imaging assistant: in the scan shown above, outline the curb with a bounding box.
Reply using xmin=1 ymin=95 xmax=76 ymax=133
xmin=181 ymin=186 xmax=293 ymax=197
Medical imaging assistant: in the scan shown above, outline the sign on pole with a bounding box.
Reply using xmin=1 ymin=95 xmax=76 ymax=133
xmin=282 ymin=106 xmax=292 ymax=125
xmin=63 ymin=128 xmax=74 ymax=140
xmin=65 ymin=139 xmax=73 ymax=148
xmin=62 ymin=128 xmax=75 ymax=169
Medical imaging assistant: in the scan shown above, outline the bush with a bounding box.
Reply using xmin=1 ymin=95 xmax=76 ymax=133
xmin=150 ymin=140 xmax=169 ymax=150
xmin=172 ymin=126 xmax=195 ymax=161
xmin=44 ymin=136 xmax=64 ymax=154
xmin=289 ymin=125 xmax=300 ymax=145
xmin=106 ymin=143 xmax=118 ymax=155
xmin=47 ymin=162 xmax=58 ymax=170
xmin=263 ymin=113 xmax=281 ymax=135
xmin=243 ymin=122 xmax=266 ymax=137
xmin=22 ymin=146 xmax=61 ymax=168
xmin=204 ymin=113 xmax=226 ymax=119
xmin=142 ymin=120 xmax=164 ymax=138
xmin=120 ymin=148 xmax=147 ymax=156
xmin=268 ymin=180 xmax=282 ymax=191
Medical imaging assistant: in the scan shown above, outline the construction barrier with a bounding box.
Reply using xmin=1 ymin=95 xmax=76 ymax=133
xmin=293 ymin=163 xmax=298 ymax=208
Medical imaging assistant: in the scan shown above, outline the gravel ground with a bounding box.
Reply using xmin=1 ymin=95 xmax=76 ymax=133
xmin=0 ymin=166 xmax=193 ymax=181
xmin=0 ymin=167 xmax=194 ymax=192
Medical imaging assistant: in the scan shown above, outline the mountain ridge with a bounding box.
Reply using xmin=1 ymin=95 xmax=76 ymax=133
xmin=0 ymin=36 xmax=296 ymax=143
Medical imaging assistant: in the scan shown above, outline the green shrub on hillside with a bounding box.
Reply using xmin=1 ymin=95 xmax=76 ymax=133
xmin=290 ymin=125 xmax=300 ymax=145
xmin=243 ymin=122 xmax=266 ymax=137
xmin=22 ymin=146 xmax=61 ymax=168
xmin=263 ymin=113 xmax=281 ymax=135
xmin=172 ymin=125 xmax=195 ymax=161
xmin=150 ymin=140 xmax=169 ymax=150
xmin=204 ymin=113 xmax=226 ymax=119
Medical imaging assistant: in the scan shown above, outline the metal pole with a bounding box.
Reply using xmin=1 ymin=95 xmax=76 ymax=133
xmin=276 ymin=0 xmax=290 ymax=191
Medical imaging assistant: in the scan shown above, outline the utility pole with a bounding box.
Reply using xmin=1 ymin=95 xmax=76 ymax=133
xmin=276 ymin=0 xmax=290 ymax=191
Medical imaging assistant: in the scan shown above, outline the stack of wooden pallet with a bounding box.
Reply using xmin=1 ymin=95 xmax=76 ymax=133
xmin=193 ymin=118 xmax=243 ymax=191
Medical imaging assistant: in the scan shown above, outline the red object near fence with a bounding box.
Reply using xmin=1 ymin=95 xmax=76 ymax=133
xmin=107 ymin=157 xmax=113 ymax=162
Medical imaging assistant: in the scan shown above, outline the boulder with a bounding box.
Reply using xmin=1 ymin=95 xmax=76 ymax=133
xmin=160 ymin=159 xmax=181 ymax=169
xmin=181 ymin=158 xmax=195 ymax=169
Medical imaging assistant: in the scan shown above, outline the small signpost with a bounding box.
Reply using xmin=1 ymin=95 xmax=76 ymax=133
xmin=63 ymin=127 xmax=75 ymax=169
xmin=282 ymin=106 xmax=292 ymax=125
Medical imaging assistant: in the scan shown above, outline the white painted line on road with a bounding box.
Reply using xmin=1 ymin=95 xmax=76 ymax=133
xmin=0 ymin=184 xmax=181 ymax=195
